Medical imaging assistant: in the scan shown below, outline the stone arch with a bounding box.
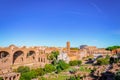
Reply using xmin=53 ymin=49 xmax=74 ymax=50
xmin=13 ymin=76 xmax=16 ymax=80
xmin=0 ymin=51 xmax=10 ymax=59
xmin=0 ymin=51 xmax=10 ymax=64
xmin=27 ymin=51 xmax=35 ymax=57
xmin=26 ymin=50 xmax=36 ymax=63
xmin=0 ymin=50 xmax=11 ymax=71
xmin=13 ymin=50 xmax=24 ymax=64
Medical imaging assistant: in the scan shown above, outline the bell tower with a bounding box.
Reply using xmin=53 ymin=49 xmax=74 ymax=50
xmin=66 ymin=41 xmax=70 ymax=54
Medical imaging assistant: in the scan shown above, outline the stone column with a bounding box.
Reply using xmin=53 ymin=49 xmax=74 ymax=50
xmin=6 ymin=77 xmax=9 ymax=80
xmin=35 ymin=50 xmax=39 ymax=62
xmin=23 ymin=51 xmax=27 ymax=65
xmin=11 ymin=76 xmax=13 ymax=80
xmin=34 ymin=49 xmax=39 ymax=68
xmin=10 ymin=51 xmax=13 ymax=65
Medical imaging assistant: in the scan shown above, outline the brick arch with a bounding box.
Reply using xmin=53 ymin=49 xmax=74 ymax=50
xmin=0 ymin=51 xmax=10 ymax=65
xmin=0 ymin=47 xmax=13 ymax=70
xmin=13 ymin=50 xmax=24 ymax=65
xmin=27 ymin=51 xmax=36 ymax=57
xmin=0 ymin=51 xmax=10 ymax=59
xmin=26 ymin=50 xmax=37 ymax=64
xmin=0 ymin=47 xmax=12 ymax=56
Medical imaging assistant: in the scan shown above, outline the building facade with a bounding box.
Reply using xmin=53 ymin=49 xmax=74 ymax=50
xmin=0 ymin=45 xmax=49 ymax=74
xmin=0 ymin=42 xmax=112 ymax=75
xmin=57 ymin=51 xmax=70 ymax=63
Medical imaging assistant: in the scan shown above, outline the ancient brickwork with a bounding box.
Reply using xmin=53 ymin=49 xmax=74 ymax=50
xmin=0 ymin=45 xmax=49 ymax=74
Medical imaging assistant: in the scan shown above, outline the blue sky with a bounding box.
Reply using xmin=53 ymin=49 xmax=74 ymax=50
xmin=0 ymin=0 xmax=120 ymax=48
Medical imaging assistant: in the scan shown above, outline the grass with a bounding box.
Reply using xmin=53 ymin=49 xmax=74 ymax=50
xmin=79 ymin=66 xmax=91 ymax=73
xmin=39 ymin=74 xmax=69 ymax=80
xmin=63 ymin=66 xmax=74 ymax=72
xmin=39 ymin=65 xmax=92 ymax=80
xmin=49 ymin=75 xmax=69 ymax=80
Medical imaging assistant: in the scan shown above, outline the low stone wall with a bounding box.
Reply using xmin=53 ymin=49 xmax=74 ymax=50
xmin=0 ymin=72 xmax=20 ymax=80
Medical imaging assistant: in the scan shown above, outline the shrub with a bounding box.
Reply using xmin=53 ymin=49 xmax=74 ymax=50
xmin=67 ymin=75 xmax=81 ymax=80
xmin=106 ymin=46 xmax=120 ymax=51
xmin=69 ymin=60 xmax=82 ymax=66
xmin=56 ymin=66 xmax=62 ymax=73
xmin=97 ymin=58 xmax=109 ymax=65
xmin=57 ymin=60 xmax=69 ymax=70
xmin=96 ymin=55 xmax=110 ymax=65
xmin=17 ymin=66 xmax=30 ymax=73
xmin=0 ymin=77 xmax=3 ymax=80
xmin=77 ymin=60 xmax=82 ymax=66
xmin=35 ymin=68 xmax=45 ymax=76
xmin=44 ymin=64 xmax=56 ymax=73
xmin=79 ymin=66 xmax=91 ymax=72
xmin=69 ymin=60 xmax=78 ymax=66
xmin=47 ymin=51 xmax=59 ymax=60
xmin=69 ymin=68 xmax=77 ymax=74
xmin=115 ymin=70 xmax=120 ymax=80
xmin=20 ymin=70 xmax=37 ymax=80
xmin=38 ymin=76 xmax=47 ymax=80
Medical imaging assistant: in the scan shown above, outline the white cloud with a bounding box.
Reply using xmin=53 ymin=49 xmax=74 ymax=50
xmin=90 ymin=2 xmax=102 ymax=14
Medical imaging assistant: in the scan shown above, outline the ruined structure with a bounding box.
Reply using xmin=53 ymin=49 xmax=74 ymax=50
xmin=65 ymin=42 xmax=111 ymax=61
xmin=0 ymin=42 xmax=113 ymax=80
xmin=0 ymin=42 xmax=112 ymax=72
xmin=0 ymin=45 xmax=49 ymax=74
xmin=66 ymin=41 xmax=70 ymax=54
xmin=0 ymin=73 xmax=20 ymax=80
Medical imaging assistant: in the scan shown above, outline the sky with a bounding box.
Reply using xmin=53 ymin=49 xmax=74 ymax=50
xmin=0 ymin=0 xmax=120 ymax=48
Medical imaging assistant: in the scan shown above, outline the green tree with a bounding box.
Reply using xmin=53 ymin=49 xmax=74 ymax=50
xmin=77 ymin=60 xmax=82 ymax=66
xmin=68 ymin=75 xmax=81 ymax=80
xmin=69 ymin=60 xmax=82 ymax=66
xmin=17 ymin=66 xmax=30 ymax=73
xmin=109 ymin=57 xmax=114 ymax=64
xmin=51 ymin=59 xmax=57 ymax=65
xmin=35 ymin=68 xmax=45 ymax=76
xmin=48 ymin=51 xmax=59 ymax=60
xmin=97 ymin=58 xmax=109 ymax=65
xmin=48 ymin=54 xmax=54 ymax=60
xmin=105 ymin=55 xmax=110 ymax=59
xmin=70 ymin=47 xmax=79 ymax=50
xmin=48 ymin=51 xmax=59 ymax=66
xmin=44 ymin=64 xmax=56 ymax=73
xmin=114 ymin=58 xmax=119 ymax=63
xmin=69 ymin=68 xmax=77 ymax=74
xmin=38 ymin=76 xmax=47 ymax=80
xmin=106 ymin=46 xmax=120 ymax=51
xmin=96 ymin=55 xmax=110 ymax=65
xmin=69 ymin=60 xmax=78 ymax=66
xmin=20 ymin=70 xmax=37 ymax=80
xmin=115 ymin=70 xmax=120 ymax=80
xmin=52 ymin=51 xmax=59 ymax=59
xmin=0 ymin=77 xmax=3 ymax=80
xmin=57 ymin=60 xmax=69 ymax=70
xmin=69 ymin=76 xmax=76 ymax=80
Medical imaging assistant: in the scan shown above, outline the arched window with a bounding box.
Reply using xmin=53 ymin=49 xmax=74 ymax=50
xmin=13 ymin=51 xmax=24 ymax=64
xmin=27 ymin=51 xmax=35 ymax=57
xmin=38 ymin=57 xmax=40 ymax=62
xmin=0 ymin=51 xmax=9 ymax=59
xmin=41 ymin=58 xmax=43 ymax=62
